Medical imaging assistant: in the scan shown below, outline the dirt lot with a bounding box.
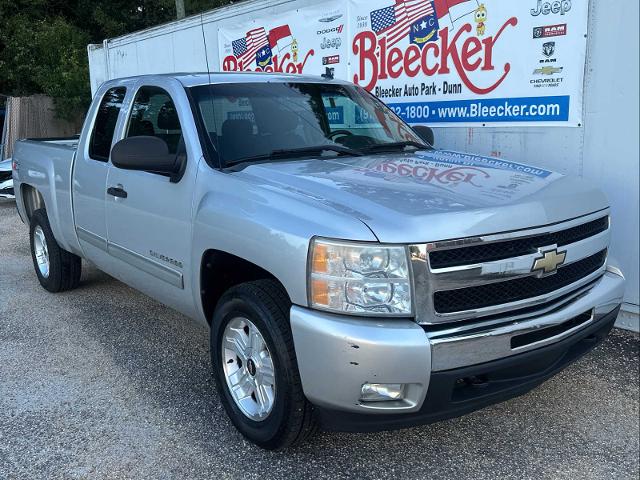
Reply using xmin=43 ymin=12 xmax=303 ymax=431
xmin=1 ymin=198 xmax=638 ymax=480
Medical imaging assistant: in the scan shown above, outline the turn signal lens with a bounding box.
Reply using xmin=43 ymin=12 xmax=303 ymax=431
xmin=312 ymin=243 xmax=329 ymax=273
xmin=311 ymin=278 xmax=329 ymax=306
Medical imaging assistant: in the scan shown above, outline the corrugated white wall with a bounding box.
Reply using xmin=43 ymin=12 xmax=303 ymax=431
xmin=87 ymin=0 xmax=639 ymax=329
xmin=434 ymin=0 xmax=639 ymax=326
xmin=87 ymin=0 xmax=309 ymax=94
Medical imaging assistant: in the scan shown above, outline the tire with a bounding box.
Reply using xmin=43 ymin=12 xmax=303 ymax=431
xmin=210 ymin=279 xmax=317 ymax=450
xmin=29 ymin=208 xmax=82 ymax=293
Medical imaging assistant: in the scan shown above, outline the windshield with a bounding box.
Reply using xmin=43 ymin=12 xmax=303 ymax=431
xmin=189 ymin=82 xmax=428 ymax=167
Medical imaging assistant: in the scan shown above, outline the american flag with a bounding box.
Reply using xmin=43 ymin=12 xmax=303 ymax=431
xmin=371 ymin=0 xmax=435 ymax=47
xmin=232 ymin=27 xmax=269 ymax=68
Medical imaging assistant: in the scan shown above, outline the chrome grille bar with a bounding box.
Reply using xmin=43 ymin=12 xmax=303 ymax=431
xmin=429 ymin=229 xmax=609 ymax=290
xmin=411 ymin=209 xmax=610 ymax=325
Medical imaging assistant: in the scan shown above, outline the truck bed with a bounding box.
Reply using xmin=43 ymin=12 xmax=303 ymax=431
xmin=13 ymin=137 xmax=80 ymax=255
xmin=23 ymin=136 xmax=80 ymax=149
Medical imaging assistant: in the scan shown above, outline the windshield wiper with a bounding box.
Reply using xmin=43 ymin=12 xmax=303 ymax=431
xmin=362 ymin=140 xmax=430 ymax=154
xmin=227 ymin=144 xmax=363 ymax=168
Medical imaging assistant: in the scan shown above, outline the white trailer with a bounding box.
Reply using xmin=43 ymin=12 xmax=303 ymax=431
xmin=87 ymin=0 xmax=639 ymax=330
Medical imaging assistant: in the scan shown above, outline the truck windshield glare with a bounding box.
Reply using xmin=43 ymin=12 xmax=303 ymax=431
xmin=189 ymin=82 xmax=427 ymax=167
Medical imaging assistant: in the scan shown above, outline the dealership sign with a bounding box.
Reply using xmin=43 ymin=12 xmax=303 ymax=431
xmin=218 ymin=0 xmax=588 ymax=126
xmin=218 ymin=3 xmax=349 ymax=77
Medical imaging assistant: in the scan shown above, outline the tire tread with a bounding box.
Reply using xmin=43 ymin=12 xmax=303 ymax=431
xmin=30 ymin=209 xmax=82 ymax=293
xmin=213 ymin=279 xmax=318 ymax=449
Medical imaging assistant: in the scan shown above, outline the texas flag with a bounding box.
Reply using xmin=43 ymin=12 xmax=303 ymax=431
xmin=268 ymin=25 xmax=294 ymax=53
xmin=433 ymin=0 xmax=477 ymax=29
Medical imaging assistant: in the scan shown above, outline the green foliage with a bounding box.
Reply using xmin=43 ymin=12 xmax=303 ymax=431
xmin=0 ymin=0 xmax=230 ymax=120
xmin=0 ymin=15 xmax=91 ymax=119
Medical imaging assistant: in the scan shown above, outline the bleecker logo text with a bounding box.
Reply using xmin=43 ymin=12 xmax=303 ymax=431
xmin=352 ymin=18 xmax=518 ymax=94
xmin=373 ymin=162 xmax=490 ymax=187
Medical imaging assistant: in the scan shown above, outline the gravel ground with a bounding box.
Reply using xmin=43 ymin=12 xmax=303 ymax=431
xmin=0 ymin=198 xmax=638 ymax=480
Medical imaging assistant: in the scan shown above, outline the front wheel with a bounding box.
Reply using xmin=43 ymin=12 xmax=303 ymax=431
xmin=210 ymin=280 xmax=317 ymax=450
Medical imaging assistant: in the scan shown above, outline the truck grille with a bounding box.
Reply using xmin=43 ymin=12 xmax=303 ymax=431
xmin=429 ymin=216 xmax=609 ymax=268
xmin=433 ymin=250 xmax=607 ymax=313
xmin=412 ymin=211 xmax=611 ymax=325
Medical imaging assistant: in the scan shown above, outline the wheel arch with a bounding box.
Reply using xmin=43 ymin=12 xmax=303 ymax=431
xmin=20 ymin=183 xmax=46 ymax=222
xmin=200 ymin=249 xmax=290 ymax=324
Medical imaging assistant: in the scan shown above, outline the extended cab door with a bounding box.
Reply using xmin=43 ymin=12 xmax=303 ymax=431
xmin=73 ymin=85 xmax=128 ymax=268
xmin=104 ymin=80 xmax=199 ymax=317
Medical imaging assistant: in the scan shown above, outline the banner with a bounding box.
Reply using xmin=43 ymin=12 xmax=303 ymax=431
xmin=218 ymin=0 xmax=589 ymax=127
xmin=218 ymin=2 xmax=348 ymax=78
xmin=350 ymin=0 xmax=587 ymax=126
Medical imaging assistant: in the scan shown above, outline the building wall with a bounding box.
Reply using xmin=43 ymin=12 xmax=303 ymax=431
xmin=87 ymin=0 xmax=639 ymax=329
xmin=434 ymin=0 xmax=639 ymax=327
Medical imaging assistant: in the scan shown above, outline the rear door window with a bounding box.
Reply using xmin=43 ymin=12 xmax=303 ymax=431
xmin=126 ymin=86 xmax=183 ymax=154
xmin=89 ymin=87 xmax=126 ymax=161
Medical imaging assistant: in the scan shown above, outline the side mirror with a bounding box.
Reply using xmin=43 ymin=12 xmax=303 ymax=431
xmin=412 ymin=125 xmax=435 ymax=147
xmin=111 ymin=136 xmax=184 ymax=182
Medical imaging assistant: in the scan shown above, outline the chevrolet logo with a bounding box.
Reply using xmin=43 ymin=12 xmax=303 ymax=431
xmin=532 ymin=247 xmax=567 ymax=275
xmin=533 ymin=66 xmax=563 ymax=75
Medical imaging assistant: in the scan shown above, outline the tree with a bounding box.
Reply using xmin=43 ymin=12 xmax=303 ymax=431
xmin=0 ymin=0 xmax=231 ymax=119
xmin=0 ymin=15 xmax=91 ymax=119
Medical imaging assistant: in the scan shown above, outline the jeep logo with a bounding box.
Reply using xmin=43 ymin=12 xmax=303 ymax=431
xmin=531 ymin=0 xmax=571 ymax=16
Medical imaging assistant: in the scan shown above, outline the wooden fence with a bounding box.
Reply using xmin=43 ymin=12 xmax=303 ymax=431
xmin=1 ymin=95 xmax=83 ymax=160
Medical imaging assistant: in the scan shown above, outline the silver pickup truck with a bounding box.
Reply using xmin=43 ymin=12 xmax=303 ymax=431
xmin=12 ymin=73 xmax=625 ymax=450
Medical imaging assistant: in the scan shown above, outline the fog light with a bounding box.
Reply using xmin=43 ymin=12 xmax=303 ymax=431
xmin=360 ymin=383 xmax=404 ymax=402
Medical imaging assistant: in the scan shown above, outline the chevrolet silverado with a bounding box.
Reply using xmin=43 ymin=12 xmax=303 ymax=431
xmin=11 ymin=73 xmax=625 ymax=449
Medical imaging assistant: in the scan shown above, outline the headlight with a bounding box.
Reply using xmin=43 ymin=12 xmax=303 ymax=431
xmin=308 ymin=238 xmax=412 ymax=316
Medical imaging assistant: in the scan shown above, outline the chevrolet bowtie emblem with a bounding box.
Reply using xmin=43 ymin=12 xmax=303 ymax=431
xmin=532 ymin=247 xmax=567 ymax=275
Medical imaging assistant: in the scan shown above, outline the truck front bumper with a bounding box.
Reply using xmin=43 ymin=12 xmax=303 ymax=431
xmin=290 ymin=269 xmax=625 ymax=432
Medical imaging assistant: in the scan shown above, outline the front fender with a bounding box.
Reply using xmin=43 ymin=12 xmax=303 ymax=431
xmin=190 ymin=163 xmax=377 ymax=319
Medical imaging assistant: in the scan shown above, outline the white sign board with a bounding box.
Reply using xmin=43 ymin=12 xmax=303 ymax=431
xmin=218 ymin=0 xmax=588 ymax=127
xmin=218 ymin=2 xmax=349 ymax=78
xmin=349 ymin=0 xmax=588 ymax=126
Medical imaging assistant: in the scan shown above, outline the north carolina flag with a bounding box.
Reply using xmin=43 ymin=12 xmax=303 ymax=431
xmin=433 ymin=0 xmax=473 ymax=18
xmin=370 ymin=0 xmax=435 ymax=47
xmin=232 ymin=27 xmax=269 ymax=68
xmin=268 ymin=25 xmax=293 ymax=53
xmin=433 ymin=0 xmax=476 ymax=28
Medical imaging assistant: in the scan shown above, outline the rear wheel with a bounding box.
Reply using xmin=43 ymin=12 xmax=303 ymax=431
xmin=29 ymin=209 xmax=81 ymax=292
xmin=210 ymin=279 xmax=317 ymax=450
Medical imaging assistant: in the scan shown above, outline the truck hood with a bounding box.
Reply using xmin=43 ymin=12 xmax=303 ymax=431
xmin=236 ymin=149 xmax=608 ymax=243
